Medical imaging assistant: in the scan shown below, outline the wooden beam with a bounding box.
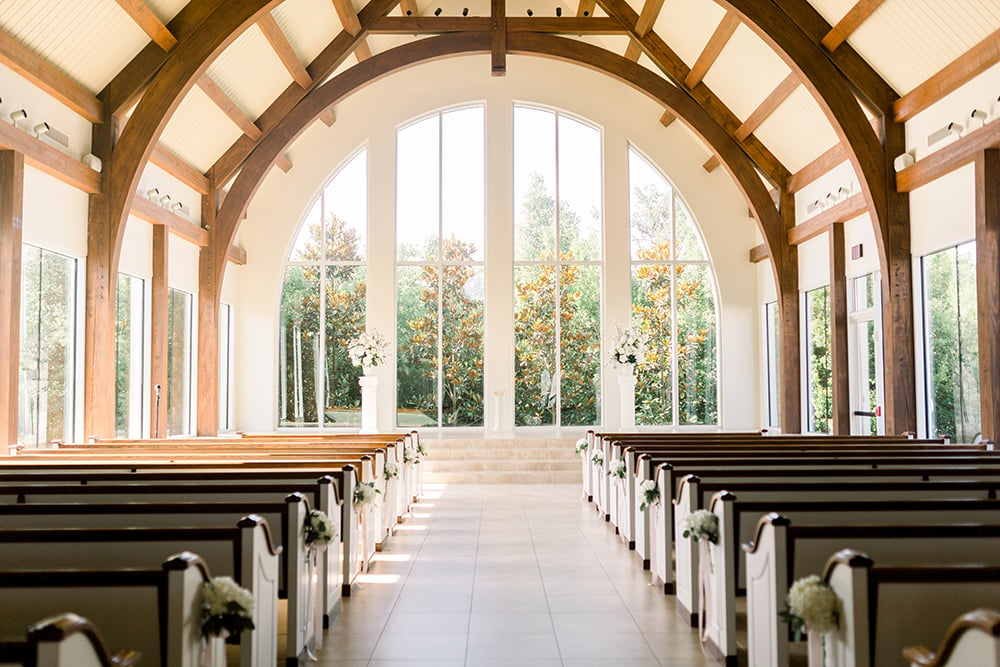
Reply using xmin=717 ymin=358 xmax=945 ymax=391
xmin=332 ymin=0 xmax=365 ymax=34
xmin=749 ymin=243 xmax=769 ymax=263
xmin=659 ymin=110 xmax=676 ymax=127
xmin=367 ymin=16 xmax=623 ymax=33
xmin=257 ymin=14 xmax=313 ymax=88
xmin=196 ymin=183 xmax=220 ymax=436
xmin=787 ymin=143 xmax=847 ymax=193
xmin=491 ymin=0 xmax=506 ymax=76
xmin=777 ymin=188 xmax=802 ymax=433
xmin=577 ymin=0 xmax=596 ymax=17
xmin=319 ymin=109 xmax=337 ymax=126
xmin=683 ymin=11 xmax=740 ymax=89
xmin=276 ymin=154 xmax=293 ymax=172
xmin=702 ymin=155 xmax=720 ymax=172
xmin=624 ymin=38 xmax=642 ymax=61
xmin=977 ymin=149 xmax=1000 ymax=441
xmin=787 ymin=193 xmax=866 ymax=245
xmin=399 ymin=0 xmax=418 ymax=15
xmin=0 ymin=151 xmax=24 ymax=447
xmin=130 ymin=193 xmax=209 ymax=246
xmin=821 ymin=0 xmax=886 ymax=51
xmin=0 ymin=29 xmax=103 ymax=123
xmin=115 ymin=0 xmax=178 ymax=51
xmin=829 ymin=223 xmax=850 ymax=434
xmin=0 ymin=118 xmax=101 ymax=194
xmin=227 ymin=245 xmax=248 ymax=265
xmin=149 ymin=224 xmax=168 ymax=438
xmin=895 ymin=26 xmax=1000 ymax=122
xmin=623 ymin=0 xmax=663 ymax=61
xmin=197 ymin=75 xmax=263 ymax=141
xmin=150 ymin=145 xmax=210 ymax=195
xmin=895 ymin=119 xmax=1000 ymax=193
xmin=734 ymin=73 xmax=798 ymax=141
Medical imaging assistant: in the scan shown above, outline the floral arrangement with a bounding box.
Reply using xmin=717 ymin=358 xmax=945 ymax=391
xmin=608 ymin=457 xmax=626 ymax=480
xmin=591 ymin=450 xmax=604 ymax=467
xmin=348 ymin=330 xmax=390 ymax=369
xmin=354 ymin=481 xmax=380 ymax=505
xmin=575 ymin=438 xmax=588 ymax=455
xmin=417 ymin=442 xmax=427 ymax=458
xmin=403 ymin=447 xmax=419 ymax=464
xmin=639 ymin=479 xmax=660 ymax=512
xmin=303 ymin=509 xmax=335 ymax=549
xmin=681 ymin=509 xmax=719 ymax=544
xmin=384 ymin=461 xmax=399 ymax=480
xmin=780 ymin=575 xmax=840 ymax=639
xmin=608 ymin=323 xmax=650 ymax=369
xmin=200 ymin=576 xmax=255 ymax=639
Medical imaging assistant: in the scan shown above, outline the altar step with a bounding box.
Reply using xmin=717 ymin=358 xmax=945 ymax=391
xmin=421 ymin=438 xmax=581 ymax=484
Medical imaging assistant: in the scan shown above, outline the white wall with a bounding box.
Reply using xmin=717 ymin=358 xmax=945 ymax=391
xmin=231 ymin=54 xmax=760 ymax=434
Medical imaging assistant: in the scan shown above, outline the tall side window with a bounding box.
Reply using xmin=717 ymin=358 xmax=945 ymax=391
xmin=219 ymin=302 xmax=234 ymax=432
xmin=279 ymin=149 xmax=368 ymax=428
xmin=19 ymin=245 xmax=77 ymax=446
xmin=923 ymin=242 xmax=980 ymax=442
xmin=805 ymin=285 xmax=832 ymax=433
xmin=166 ymin=288 xmax=192 ymax=436
xmin=514 ymin=106 xmax=602 ymax=427
xmin=628 ymin=148 xmax=718 ymax=426
xmin=396 ymin=107 xmax=485 ymax=428
xmin=764 ymin=300 xmax=780 ymax=428
xmin=115 ymin=273 xmax=145 ymax=437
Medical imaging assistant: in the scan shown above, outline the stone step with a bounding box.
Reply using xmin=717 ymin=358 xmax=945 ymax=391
xmin=426 ymin=447 xmax=580 ymax=461
xmin=423 ymin=459 xmax=580 ymax=473
xmin=423 ymin=470 xmax=581 ymax=485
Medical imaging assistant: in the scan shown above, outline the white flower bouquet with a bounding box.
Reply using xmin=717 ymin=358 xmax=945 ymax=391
xmin=354 ymin=481 xmax=380 ymax=505
xmin=608 ymin=457 xmax=626 ymax=480
xmin=608 ymin=323 xmax=649 ymax=369
xmin=348 ymin=329 xmax=390 ymax=369
xmin=780 ymin=574 xmax=840 ymax=639
xmin=417 ymin=442 xmax=427 ymax=458
xmin=591 ymin=450 xmax=604 ymax=467
xmin=575 ymin=438 xmax=588 ymax=455
xmin=681 ymin=509 xmax=719 ymax=544
xmin=200 ymin=576 xmax=255 ymax=639
xmin=303 ymin=509 xmax=335 ymax=549
xmin=639 ymin=479 xmax=660 ymax=512
xmin=403 ymin=447 xmax=419 ymax=464
xmin=384 ymin=461 xmax=399 ymax=480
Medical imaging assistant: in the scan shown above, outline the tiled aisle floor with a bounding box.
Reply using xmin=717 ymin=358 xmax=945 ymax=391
xmin=311 ymin=484 xmax=717 ymax=666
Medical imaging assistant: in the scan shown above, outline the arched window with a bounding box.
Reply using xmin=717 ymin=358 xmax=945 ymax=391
xmin=514 ymin=106 xmax=602 ymax=427
xmin=278 ymin=150 xmax=368 ymax=428
xmin=628 ymin=147 xmax=718 ymax=426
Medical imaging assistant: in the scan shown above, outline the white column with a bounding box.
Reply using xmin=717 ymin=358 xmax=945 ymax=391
xmin=618 ymin=366 xmax=637 ymax=431
xmin=359 ymin=376 xmax=378 ymax=433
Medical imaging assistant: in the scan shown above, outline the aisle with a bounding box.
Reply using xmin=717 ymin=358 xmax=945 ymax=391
xmin=311 ymin=484 xmax=715 ymax=666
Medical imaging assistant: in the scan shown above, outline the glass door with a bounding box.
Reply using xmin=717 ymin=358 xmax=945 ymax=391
xmin=849 ymin=273 xmax=884 ymax=435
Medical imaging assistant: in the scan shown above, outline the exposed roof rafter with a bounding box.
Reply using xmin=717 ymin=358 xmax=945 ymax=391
xmin=683 ymin=10 xmax=740 ymax=89
xmin=734 ymin=72 xmax=799 ymax=141
xmin=258 ymin=14 xmax=313 ymax=88
xmin=197 ymin=75 xmax=263 ymax=141
xmin=114 ymin=0 xmax=178 ymax=51
xmin=821 ymin=0 xmax=886 ymax=52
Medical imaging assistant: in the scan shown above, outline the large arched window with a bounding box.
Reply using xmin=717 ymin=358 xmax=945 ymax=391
xmin=628 ymin=147 xmax=718 ymax=425
xmin=278 ymin=150 xmax=368 ymax=428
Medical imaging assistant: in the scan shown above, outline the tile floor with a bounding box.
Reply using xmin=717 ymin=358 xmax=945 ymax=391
xmin=310 ymin=483 xmax=718 ymax=666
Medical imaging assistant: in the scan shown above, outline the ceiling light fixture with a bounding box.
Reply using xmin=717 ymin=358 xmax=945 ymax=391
xmin=9 ymin=109 xmax=27 ymax=124
xmin=556 ymin=6 xmax=562 ymax=15
xmin=434 ymin=7 xmax=442 ymax=15
xmin=927 ymin=122 xmax=962 ymax=146
xmin=806 ymin=200 xmax=825 ymax=215
xmin=462 ymin=7 xmax=468 ymax=15
xmin=146 ymin=187 xmax=160 ymax=199
xmin=893 ymin=152 xmax=915 ymax=172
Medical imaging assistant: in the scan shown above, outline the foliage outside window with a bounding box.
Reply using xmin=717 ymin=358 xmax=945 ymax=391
xmin=628 ymin=148 xmax=717 ymax=426
xmin=19 ymin=245 xmax=76 ymax=446
xmin=514 ymin=106 xmax=602 ymax=427
xmin=396 ymin=107 xmax=485 ymax=428
xmin=166 ymin=288 xmax=192 ymax=436
xmin=764 ymin=300 xmax=780 ymax=428
xmin=115 ymin=273 xmax=145 ymax=437
xmin=923 ymin=243 xmax=980 ymax=442
xmin=805 ymin=285 xmax=832 ymax=434
xmin=279 ymin=150 xmax=367 ymax=428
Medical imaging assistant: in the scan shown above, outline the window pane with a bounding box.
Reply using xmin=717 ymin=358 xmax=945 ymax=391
xmin=514 ymin=106 xmax=556 ymax=261
xmin=560 ymin=264 xmax=601 ymax=425
xmin=397 ymin=116 xmax=441 ymax=261
xmin=219 ymin=302 xmax=233 ymax=432
xmin=674 ymin=195 xmax=706 ymax=261
xmin=289 ymin=198 xmax=323 ymax=262
xmin=676 ymin=264 xmax=717 ymax=424
xmin=806 ymin=286 xmax=832 ymax=434
xmin=324 ymin=151 xmax=367 ymax=261
xmin=324 ymin=266 xmax=365 ymax=426
xmin=19 ymin=246 xmax=75 ymax=446
xmin=166 ymin=289 xmax=192 ymax=436
xmin=557 ymin=115 xmax=601 ymax=261
xmin=629 ymin=150 xmax=672 ymax=260
xmin=633 ymin=264 xmax=672 ymax=425
xmin=765 ymin=301 xmax=781 ymax=428
xmin=116 ymin=274 xmax=144 ymax=438
xmin=397 ymin=265 xmax=439 ymax=427
xmin=278 ymin=266 xmax=321 ymax=427
xmin=441 ymin=107 xmax=484 ymax=261
xmin=441 ymin=265 xmax=484 ymax=426
xmin=514 ymin=264 xmax=557 ymax=426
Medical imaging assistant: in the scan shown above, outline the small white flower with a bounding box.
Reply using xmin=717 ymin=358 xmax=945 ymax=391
xmin=200 ymin=576 xmax=255 ymax=638
xmin=784 ymin=575 xmax=840 ymax=636
xmin=403 ymin=447 xmax=419 ymax=464
xmin=384 ymin=461 xmax=399 ymax=479
xmin=575 ymin=438 xmax=588 ymax=455
xmin=348 ymin=329 xmax=390 ymax=369
xmin=681 ymin=509 xmax=718 ymax=543
xmin=591 ymin=451 xmax=604 ymax=467
xmin=303 ymin=509 xmax=336 ymax=548
xmin=608 ymin=458 xmax=626 ymax=480
xmin=639 ymin=479 xmax=660 ymax=511
xmin=354 ymin=481 xmax=380 ymax=505
xmin=607 ymin=322 xmax=650 ymax=369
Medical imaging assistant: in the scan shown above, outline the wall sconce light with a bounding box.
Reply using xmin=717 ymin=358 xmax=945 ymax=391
xmin=526 ymin=8 xmax=533 ymax=15
xmin=433 ymin=7 xmax=442 ymax=15
xmin=32 ymin=121 xmax=70 ymax=148
xmin=9 ymin=109 xmax=27 ymax=125
xmin=927 ymin=122 xmax=962 ymax=146
xmin=971 ymin=109 xmax=988 ymax=122
xmin=837 ymin=186 xmax=851 ymax=199
xmin=172 ymin=201 xmax=190 ymax=216
xmin=146 ymin=187 xmax=160 ymax=199
xmin=82 ymin=153 xmax=102 ymax=173
xmin=159 ymin=194 xmax=172 ymax=207
xmin=825 ymin=192 xmax=837 ymax=207
xmin=556 ymin=6 xmax=562 ymax=15
xmin=462 ymin=7 xmax=468 ymax=15
xmin=33 ymin=121 xmax=49 ymax=137
xmin=893 ymin=151 xmax=915 ymax=172
xmin=806 ymin=199 xmax=825 ymax=215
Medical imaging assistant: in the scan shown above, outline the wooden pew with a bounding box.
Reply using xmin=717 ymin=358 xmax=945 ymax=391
xmin=0 ymin=551 xmax=219 ymax=667
xmin=743 ymin=514 xmax=1000 ymax=667
xmin=902 ymin=608 xmax=1000 ymax=667
xmin=0 ymin=613 xmax=140 ymax=667
xmin=823 ymin=550 xmax=1000 ymax=667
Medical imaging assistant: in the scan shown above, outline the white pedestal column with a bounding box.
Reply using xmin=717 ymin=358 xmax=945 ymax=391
xmin=618 ymin=366 xmax=637 ymax=431
xmin=359 ymin=376 xmax=378 ymax=434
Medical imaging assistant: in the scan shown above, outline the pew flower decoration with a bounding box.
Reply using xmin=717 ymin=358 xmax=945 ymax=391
xmin=303 ymin=509 xmax=336 ymax=550
xmin=417 ymin=441 xmax=427 ymax=459
xmin=681 ymin=509 xmax=719 ymax=544
xmin=608 ymin=457 xmax=626 ymax=480
xmin=354 ymin=481 xmax=380 ymax=506
xmin=607 ymin=323 xmax=649 ymax=370
xmin=639 ymin=479 xmax=660 ymax=512
xmin=200 ymin=576 xmax=255 ymax=639
xmin=384 ymin=461 xmax=399 ymax=480
xmin=403 ymin=446 xmax=419 ymax=464
xmin=780 ymin=575 xmax=840 ymax=640
xmin=575 ymin=438 xmax=588 ymax=455
xmin=348 ymin=330 xmax=390 ymax=370
xmin=591 ymin=450 xmax=605 ymax=467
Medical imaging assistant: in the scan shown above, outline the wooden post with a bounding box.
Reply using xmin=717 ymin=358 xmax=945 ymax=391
xmin=0 ymin=151 xmax=24 ymax=447
xmin=777 ymin=189 xmax=802 ymax=433
xmin=150 ymin=225 xmax=168 ymax=438
xmin=829 ymin=223 xmax=850 ymax=434
xmin=491 ymin=0 xmax=505 ymax=76
xmin=197 ymin=183 xmax=219 ymax=436
xmin=976 ymin=149 xmax=1000 ymax=441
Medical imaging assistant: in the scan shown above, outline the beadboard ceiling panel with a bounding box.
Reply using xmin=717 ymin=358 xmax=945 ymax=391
xmin=753 ymin=86 xmax=840 ymax=173
xmin=271 ymin=0 xmax=343 ymax=64
xmin=702 ymin=24 xmax=792 ymax=122
xmin=206 ymin=24 xmax=293 ymax=121
xmin=159 ymin=85 xmax=246 ymax=173
xmin=653 ymin=0 xmax=727 ymax=69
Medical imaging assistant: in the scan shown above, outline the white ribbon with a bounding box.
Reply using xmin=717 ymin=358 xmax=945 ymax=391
xmin=698 ymin=537 xmax=712 ymax=643
xmin=807 ymin=631 xmax=823 ymax=666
